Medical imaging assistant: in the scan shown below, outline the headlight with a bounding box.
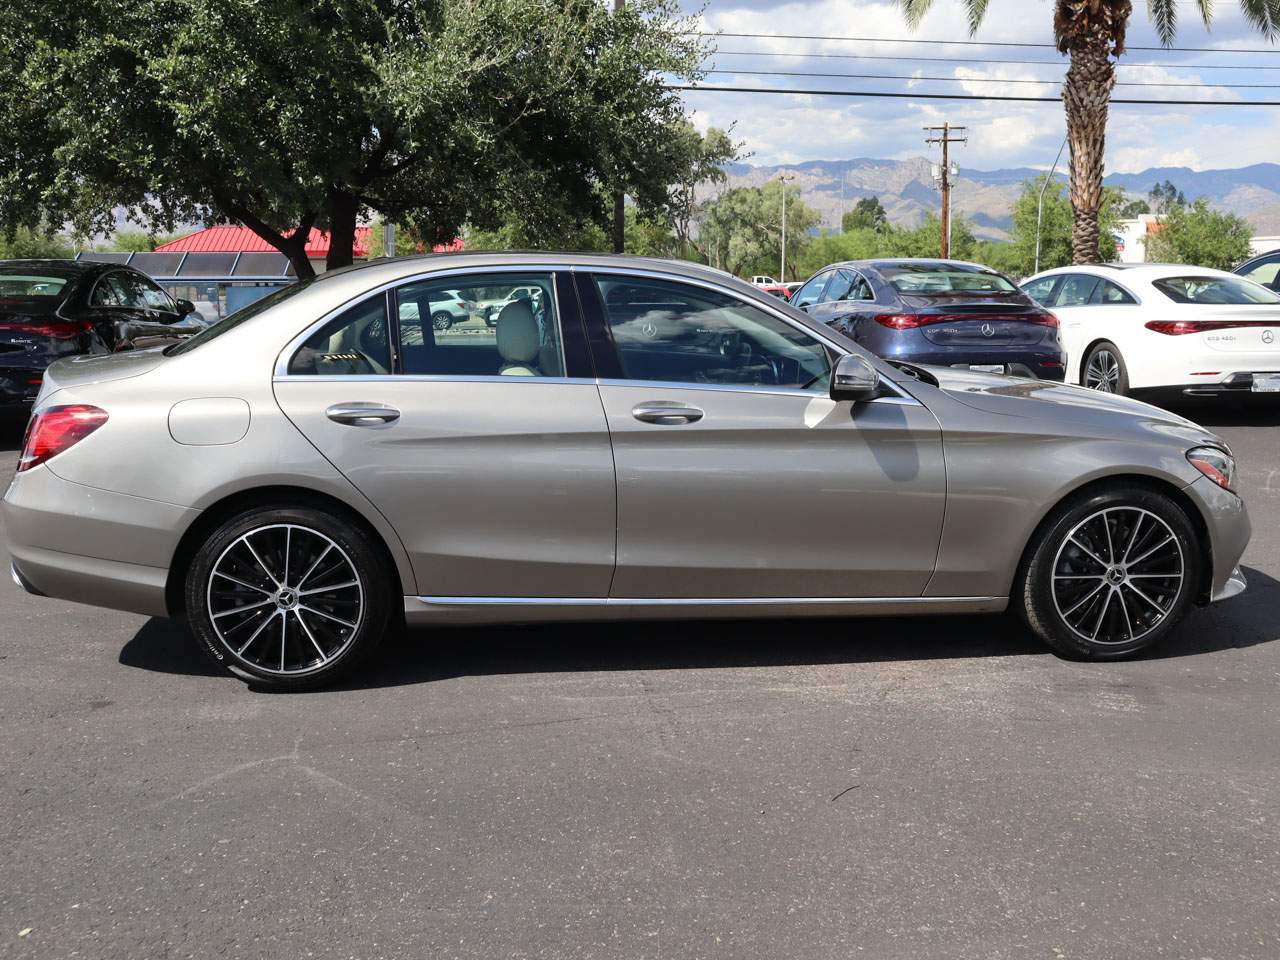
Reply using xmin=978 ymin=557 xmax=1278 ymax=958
xmin=1187 ymin=446 xmax=1236 ymax=491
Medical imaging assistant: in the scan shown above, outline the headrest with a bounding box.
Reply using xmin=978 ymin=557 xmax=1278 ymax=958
xmin=496 ymin=301 xmax=540 ymax=363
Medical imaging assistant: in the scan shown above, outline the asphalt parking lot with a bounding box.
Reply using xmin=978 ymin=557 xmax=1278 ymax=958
xmin=2 ymin=403 xmax=1279 ymax=960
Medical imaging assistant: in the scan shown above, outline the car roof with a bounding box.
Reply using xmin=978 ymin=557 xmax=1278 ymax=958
xmin=0 ymin=258 xmax=107 ymax=278
xmin=1026 ymin=263 xmax=1243 ymax=283
xmin=819 ymin=258 xmax=1001 ymax=274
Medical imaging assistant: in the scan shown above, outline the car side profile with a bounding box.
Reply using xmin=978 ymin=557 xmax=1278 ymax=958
xmin=0 ymin=259 xmax=205 ymax=407
xmin=792 ymin=259 xmax=1067 ymax=381
xmin=1022 ymin=263 xmax=1280 ymax=398
xmin=4 ymin=253 xmax=1250 ymax=689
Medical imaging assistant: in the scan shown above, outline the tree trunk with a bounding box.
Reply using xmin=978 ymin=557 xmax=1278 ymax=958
xmin=326 ymin=189 xmax=360 ymax=272
xmin=1061 ymin=30 xmax=1115 ymax=264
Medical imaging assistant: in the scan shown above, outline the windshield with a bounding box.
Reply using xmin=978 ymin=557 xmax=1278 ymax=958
xmin=166 ymin=278 xmax=320 ymax=356
xmin=880 ymin=265 xmax=1017 ymax=295
xmin=0 ymin=273 xmax=70 ymax=299
xmin=1152 ymin=275 xmax=1280 ymax=305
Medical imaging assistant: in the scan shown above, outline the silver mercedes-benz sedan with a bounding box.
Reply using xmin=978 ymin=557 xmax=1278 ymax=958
xmin=3 ymin=253 xmax=1251 ymax=689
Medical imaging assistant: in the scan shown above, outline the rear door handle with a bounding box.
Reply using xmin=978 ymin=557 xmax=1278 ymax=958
xmin=325 ymin=402 xmax=401 ymax=426
xmin=631 ymin=401 xmax=704 ymax=425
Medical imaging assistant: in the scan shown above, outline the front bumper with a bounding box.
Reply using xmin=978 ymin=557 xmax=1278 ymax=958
xmin=1182 ymin=475 xmax=1252 ymax=604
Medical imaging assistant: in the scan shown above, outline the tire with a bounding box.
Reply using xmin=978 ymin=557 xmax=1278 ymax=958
xmin=431 ymin=311 xmax=453 ymax=331
xmin=185 ymin=505 xmax=391 ymax=689
xmin=1018 ymin=484 xmax=1202 ymax=660
xmin=1082 ymin=341 xmax=1129 ymax=395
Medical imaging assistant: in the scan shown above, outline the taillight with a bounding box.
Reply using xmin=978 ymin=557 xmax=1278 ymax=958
xmin=17 ymin=404 xmax=109 ymax=473
xmin=0 ymin=320 xmax=93 ymax=340
xmin=1146 ymin=320 xmax=1279 ymax=335
xmin=874 ymin=312 xmax=1059 ymax=330
xmin=874 ymin=314 xmax=923 ymax=330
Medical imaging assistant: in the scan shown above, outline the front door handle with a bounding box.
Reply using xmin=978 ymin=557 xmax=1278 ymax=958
xmin=325 ymin=402 xmax=401 ymax=426
xmin=631 ymin=401 xmax=704 ymax=425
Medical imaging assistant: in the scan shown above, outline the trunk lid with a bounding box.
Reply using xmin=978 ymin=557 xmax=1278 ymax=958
xmin=897 ymin=296 xmax=1055 ymax=347
xmin=37 ymin=347 xmax=169 ymax=404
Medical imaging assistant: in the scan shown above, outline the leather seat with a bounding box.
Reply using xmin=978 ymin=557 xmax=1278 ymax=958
xmin=496 ymin=301 xmax=541 ymax=376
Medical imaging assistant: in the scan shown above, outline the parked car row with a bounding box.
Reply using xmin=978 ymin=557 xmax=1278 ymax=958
xmin=783 ymin=256 xmax=1280 ymax=403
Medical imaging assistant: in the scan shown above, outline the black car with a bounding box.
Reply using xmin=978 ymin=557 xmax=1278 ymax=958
xmin=1234 ymin=248 xmax=1280 ymax=293
xmin=790 ymin=259 xmax=1067 ymax=381
xmin=0 ymin=259 xmax=205 ymax=407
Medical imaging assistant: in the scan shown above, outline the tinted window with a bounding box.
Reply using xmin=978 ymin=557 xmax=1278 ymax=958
xmin=288 ymin=295 xmax=391 ymax=375
xmin=91 ymin=273 xmax=132 ymax=307
xmin=791 ymin=271 xmax=830 ymax=308
xmin=122 ymin=271 xmax=176 ymax=312
xmin=1153 ymin=275 xmax=1280 ymax=305
xmin=822 ymin=270 xmax=855 ymax=303
xmin=396 ymin=273 xmax=563 ymax=378
xmin=1021 ymin=276 xmax=1059 ymax=306
xmin=1237 ymin=257 xmax=1280 ymax=290
xmin=1052 ymin=274 xmax=1100 ymax=307
xmin=0 ymin=273 xmax=69 ymax=298
xmin=594 ymin=275 xmax=830 ymax=391
xmin=882 ymin=266 xmax=1016 ymax=294
xmin=1091 ymin=280 xmax=1136 ymax=305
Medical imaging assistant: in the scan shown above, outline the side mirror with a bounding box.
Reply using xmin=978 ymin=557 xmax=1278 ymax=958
xmin=830 ymin=354 xmax=881 ymax=402
xmin=176 ymin=299 xmax=197 ymax=316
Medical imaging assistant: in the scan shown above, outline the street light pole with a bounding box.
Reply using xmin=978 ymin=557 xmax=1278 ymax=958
xmin=779 ymin=173 xmax=794 ymax=281
xmin=1034 ymin=137 xmax=1068 ymax=276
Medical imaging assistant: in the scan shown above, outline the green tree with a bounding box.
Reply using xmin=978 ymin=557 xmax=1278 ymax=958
xmin=842 ymin=196 xmax=889 ymax=233
xmin=898 ymin=0 xmax=1280 ymax=264
xmin=697 ymin=181 xmax=820 ymax=279
xmin=1118 ymin=197 xmax=1151 ymax=219
xmin=1148 ymin=180 xmax=1187 ymax=215
xmin=0 ymin=227 xmax=72 ymax=259
xmin=1144 ymin=198 xmax=1254 ymax=269
xmin=0 ymin=0 xmax=708 ymax=278
xmin=1000 ymin=176 xmax=1123 ymax=277
xmin=104 ymin=229 xmax=181 ymax=252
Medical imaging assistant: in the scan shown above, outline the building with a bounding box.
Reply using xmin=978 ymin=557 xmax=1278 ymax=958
xmin=77 ymin=225 xmax=372 ymax=321
xmin=1113 ymin=215 xmax=1162 ymax=264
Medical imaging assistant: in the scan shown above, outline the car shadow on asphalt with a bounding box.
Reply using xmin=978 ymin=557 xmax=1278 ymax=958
xmin=0 ymin=414 xmax=27 ymax=452
xmin=1164 ymin=401 xmax=1280 ymax=429
xmin=118 ymin=565 xmax=1280 ymax=692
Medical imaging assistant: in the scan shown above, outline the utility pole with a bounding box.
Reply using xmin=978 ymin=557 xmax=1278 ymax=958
xmin=924 ymin=122 xmax=966 ymax=259
xmin=611 ymin=0 xmax=626 ymax=254
xmin=779 ymin=173 xmax=794 ymax=281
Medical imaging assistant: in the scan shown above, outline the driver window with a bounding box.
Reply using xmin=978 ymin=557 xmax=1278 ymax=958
xmin=594 ymin=275 xmax=831 ymax=391
xmin=288 ymin=296 xmax=391 ymax=375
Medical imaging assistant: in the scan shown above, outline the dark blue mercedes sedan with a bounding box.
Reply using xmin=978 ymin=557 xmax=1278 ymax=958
xmin=791 ymin=259 xmax=1066 ymax=381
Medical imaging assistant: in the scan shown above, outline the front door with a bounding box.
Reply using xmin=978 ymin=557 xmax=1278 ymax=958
xmin=583 ymin=272 xmax=947 ymax=600
xmin=272 ymin=270 xmax=616 ymax=599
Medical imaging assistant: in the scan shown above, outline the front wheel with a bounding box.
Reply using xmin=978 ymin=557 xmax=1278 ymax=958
xmin=1082 ymin=341 xmax=1129 ymax=395
xmin=185 ymin=505 xmax=391 ymax=689
xmin=1018 ymin=485 xmax=1202 ymax=659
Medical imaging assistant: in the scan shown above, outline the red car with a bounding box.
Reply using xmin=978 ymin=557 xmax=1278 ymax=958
xmin=759 ymin=283 xmax=792 ymax=300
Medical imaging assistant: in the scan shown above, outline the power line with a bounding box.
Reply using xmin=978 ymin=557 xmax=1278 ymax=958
xmin=696 ymin=30 xmax=1280 ymax=55
xmin=709 ymin=48 xmax=1280 ymax=71
xmin=670 ymin=83 xmax=1280 ymax=105
xmin=702 ymin=67 xmax=1280 ymax=89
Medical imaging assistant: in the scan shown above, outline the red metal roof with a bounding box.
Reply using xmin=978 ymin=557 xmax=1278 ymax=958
xmin=156 ymin=225 xmax=372 ymax=258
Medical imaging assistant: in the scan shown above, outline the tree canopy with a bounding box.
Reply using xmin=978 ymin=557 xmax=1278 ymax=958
xmin=0 ymin=0 xmax=711 ymax=276
xmin=696 ymin=181 xmax=821 ymax=280
xmin=842 ymin=197 xmax=889 ymax=233
xmin=1145 ymin=198 xmax=1254 ymax=270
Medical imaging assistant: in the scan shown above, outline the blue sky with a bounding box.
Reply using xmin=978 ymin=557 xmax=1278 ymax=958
xmin=675 ymin=0 xmax=1280 ymax=172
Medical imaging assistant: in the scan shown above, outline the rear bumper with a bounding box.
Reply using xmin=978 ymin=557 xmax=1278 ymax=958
xmin=0 ymin=360 xmax=46 ymax=405
xmin=3 ymin=463 xmax=195 ymax=617
xmin=1170 ymin=371 xmax=1280 ymax=398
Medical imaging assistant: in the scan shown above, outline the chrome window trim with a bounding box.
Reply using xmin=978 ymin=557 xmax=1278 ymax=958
xmin=411 ymin=594 xmax=1002 ymax=607
xmin=593 ymin=377 xmax=921 ymax=405
xmin=275 ymin=265 xmax=574 ymax=378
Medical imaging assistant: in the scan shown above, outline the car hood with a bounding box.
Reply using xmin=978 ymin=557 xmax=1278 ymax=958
xmin=918 ymin=365 xmax=1228 ymax=451
xmin=38 ymin=348 xmax=168 ymax=403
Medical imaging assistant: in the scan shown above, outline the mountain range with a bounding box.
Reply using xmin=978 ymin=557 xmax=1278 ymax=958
xmin=715 ymin=159 xmax=1280 ymax=242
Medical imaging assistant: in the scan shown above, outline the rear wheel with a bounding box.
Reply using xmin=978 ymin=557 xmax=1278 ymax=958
xmin=185 ymin=505 xmax=390 ymax=689
xmin=1019 ymin=485 xmax=1201 ymax=659
xmin=1082 ymin=341 xmax=1129 ymax=395
xmin=431 ymin=310 xmax=453 ymax=331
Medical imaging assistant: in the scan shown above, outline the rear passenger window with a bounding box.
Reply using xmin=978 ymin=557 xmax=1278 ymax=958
xmin=395 ymin=273 xmax=564 ymax=378
xmin=1021 ymin=276 xmax=1059 ymax=306
xmin=1052 ymin=274 xmax=1100 ymax=307
xmin=1092 ymin=280 xmax=1136 ymax=305
xmin=288 ymin=296 xmax=391 ymax=375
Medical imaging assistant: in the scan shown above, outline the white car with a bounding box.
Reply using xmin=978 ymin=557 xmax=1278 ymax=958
xmin=1020 ymin=264 xmax=1280 ymax=399
xmin=750 ymin=275 xmax=778 ymax=286
xmin=398 ymin=288 xmax=472 ymax=331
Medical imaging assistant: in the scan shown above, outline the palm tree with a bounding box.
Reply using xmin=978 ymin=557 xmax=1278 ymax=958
xmin=899 ymin=0 xmax=1280 ymax=263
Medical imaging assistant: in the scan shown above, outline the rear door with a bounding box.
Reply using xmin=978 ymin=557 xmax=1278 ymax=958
xmin=581 ymin=271 xmax=946 ymax=601
xmin=273 ymin=269 xmax=617 ymax=598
